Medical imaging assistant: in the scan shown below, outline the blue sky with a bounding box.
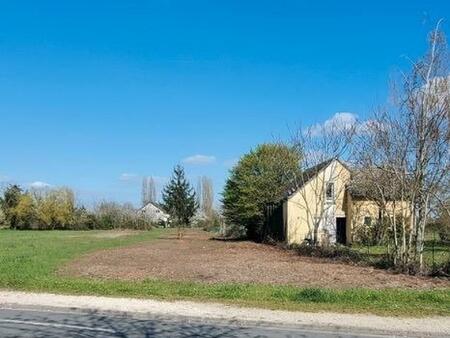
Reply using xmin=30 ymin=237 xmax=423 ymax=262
xmin=0 ymin=1 xmax=448 ymax=206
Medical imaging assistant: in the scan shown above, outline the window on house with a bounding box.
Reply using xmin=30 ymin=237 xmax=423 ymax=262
xmin=325 ymin=182 xmax=335 ymax=202
xmin=364 ymin=217 xmax=372 ymax=226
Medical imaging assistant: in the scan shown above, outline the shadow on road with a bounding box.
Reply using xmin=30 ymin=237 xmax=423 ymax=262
xmin=0 ymin=308 xmax=270 ymax=338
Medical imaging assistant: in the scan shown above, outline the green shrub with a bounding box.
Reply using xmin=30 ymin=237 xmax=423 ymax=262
xmin=222 ymin=143 xmax=301 ymax=241
xmin=92 ymin=201 xmax=154 ymax=230
xmin=0 ymin=207 xmax=6 ymax=228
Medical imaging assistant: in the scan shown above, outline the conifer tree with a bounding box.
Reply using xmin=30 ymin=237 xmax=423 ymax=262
xmin=162 ymin=165 xmax=198 ymax=238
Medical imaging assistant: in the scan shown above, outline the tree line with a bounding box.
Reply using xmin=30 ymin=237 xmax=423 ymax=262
xmin=0 ymin=185 xmax=153 ymax=230
xmin=0 ymin=165 xmax=217 ymax=233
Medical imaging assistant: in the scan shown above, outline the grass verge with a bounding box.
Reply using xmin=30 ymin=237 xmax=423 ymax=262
xmin=0 ymin=229 xmax=449 ymax=317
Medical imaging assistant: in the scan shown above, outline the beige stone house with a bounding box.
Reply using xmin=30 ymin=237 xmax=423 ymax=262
xmin=266 ymin=158 xmax=406 ymax=245
xmin=140 ymin=202 xmax=170 ymax=226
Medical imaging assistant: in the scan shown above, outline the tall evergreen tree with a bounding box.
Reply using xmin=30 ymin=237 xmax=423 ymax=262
xmin=162 ymin=165 xmax=198 ymax=237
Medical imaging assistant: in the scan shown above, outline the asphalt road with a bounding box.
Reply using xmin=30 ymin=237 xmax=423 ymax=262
xmin=0 ymin=306 xmax=416 ymax=338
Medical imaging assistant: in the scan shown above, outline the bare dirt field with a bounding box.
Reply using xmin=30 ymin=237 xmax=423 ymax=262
xmin=90 ymin=230 xmax=139 ymax=239
xmin=62 ymin=229 xmax=449 ymax=289
xmin=64 ymin=230 xmax=139 ymax=239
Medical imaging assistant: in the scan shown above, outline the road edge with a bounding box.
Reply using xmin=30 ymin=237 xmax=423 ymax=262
xmin=0 ymin=290 xmax=448 ymax=336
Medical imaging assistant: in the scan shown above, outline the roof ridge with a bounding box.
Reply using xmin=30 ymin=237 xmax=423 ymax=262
xmin=284 ymin=158 xmax=345 ymax=200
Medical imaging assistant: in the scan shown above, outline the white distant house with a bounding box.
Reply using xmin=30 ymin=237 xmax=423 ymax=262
xmin=140 ymin=202 xmax=170 ymax=225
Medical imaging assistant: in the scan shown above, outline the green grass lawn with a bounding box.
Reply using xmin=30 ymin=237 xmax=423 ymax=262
xmin=0 ymin=229 xmax=449 ymax=317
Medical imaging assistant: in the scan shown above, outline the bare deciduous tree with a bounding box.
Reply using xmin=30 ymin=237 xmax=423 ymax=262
xmin=141 ymin=176 xmax=156 ymax=206
xmin=354 ymin=23 xmax=449 ymax=272
xmin=201 ymin=176 xmax=214 ymax=218
xmin=196 ymin=176 xmax=214 ymax=217
xmin=196 ymin=178 xmax=202 ymax=210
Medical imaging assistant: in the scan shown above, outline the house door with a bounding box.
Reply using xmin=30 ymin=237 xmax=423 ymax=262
xmin=336 ymin=217 xmax=346 ymax=245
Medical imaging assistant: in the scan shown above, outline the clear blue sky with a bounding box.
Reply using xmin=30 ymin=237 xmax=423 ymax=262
xmin=0 ymin=1 xmax=448 ymax=206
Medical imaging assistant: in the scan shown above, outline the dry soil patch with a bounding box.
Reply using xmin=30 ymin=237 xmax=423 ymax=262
xmin=62 ymin=230 xmax=449 ymax=289
xmin=90 ymin=230 xmax=139 ymax=239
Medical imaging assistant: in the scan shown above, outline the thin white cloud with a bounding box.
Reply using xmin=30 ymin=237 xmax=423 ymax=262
xmin=0 ymin=174 xmax=9 ymax=182
xmin=119 ymin=173 xmax=139 ymax=182
xmin=357 ymin=118 xmax=386 ymax=134
xmin=182 ymin=154 xmax=216 ymax=165
xmin=308 ymin=112 xmax=381 ymax=138
xmin=309 ymin=112 xmax=358 ymax=136
xmin=29 ymin=181 xmax=51 ymax=189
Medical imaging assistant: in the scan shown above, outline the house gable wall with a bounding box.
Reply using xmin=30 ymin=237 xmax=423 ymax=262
xmin=284 ymin=159 xmax=411 ymax=246
xmin=141 ymin=203 xmax=170 ymax=223
xmin=285 ymin=160 xmax=351 ymax=245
